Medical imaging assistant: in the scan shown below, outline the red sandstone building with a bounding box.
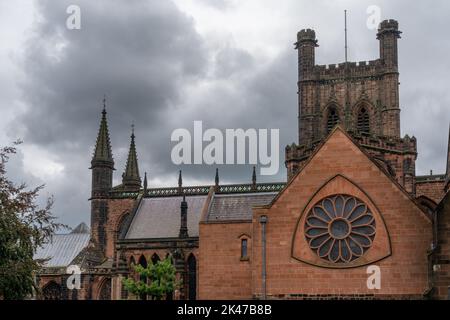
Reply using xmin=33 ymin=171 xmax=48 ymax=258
xmin=34 ymin=19 xmax=450 ymax=300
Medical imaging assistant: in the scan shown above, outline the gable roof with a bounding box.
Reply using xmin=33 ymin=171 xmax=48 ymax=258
xmin=34 ymin=224 xmax=90 ymax=268
xmin=268 ymin=126 xmax=430 ymax=219
xmin=125 ymin=195 xmax=207 ymax=239
xmin=206 ymin=192 xmax=278 ymax=222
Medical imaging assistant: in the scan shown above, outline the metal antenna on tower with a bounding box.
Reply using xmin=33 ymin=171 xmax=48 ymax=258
xmin=345 ymin=10 xmax=348 ymax=63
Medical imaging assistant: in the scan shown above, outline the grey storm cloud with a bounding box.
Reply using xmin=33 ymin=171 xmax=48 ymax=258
xmin=2 ymin=0 xmax=450 ymax=227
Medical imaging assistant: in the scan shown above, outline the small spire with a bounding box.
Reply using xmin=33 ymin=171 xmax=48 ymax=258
xmin=122 ymin=123 xmax=141 ymax=191
xmin=103 ymin=94 xmax=107 ymax=112
xmin=143 ymin=172 xmax=148 ymax=195
xmin=178 ymin=170 xmax=183 ymax=194
xmin=92 ymin=97 xmax=114 ymax=166
xmin=252 ymin=166 xmax=257 ymax=190
xmin=214 ymin=168 xmax=220 ymax=192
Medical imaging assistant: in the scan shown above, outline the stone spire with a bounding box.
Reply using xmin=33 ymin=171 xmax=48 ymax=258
xmin=178 ymin=170 xmax=183 ymax=194
xmin=143 ymin=172 xmax=148 ymax=195
xmin=91 ymin=97 xmax=114 ymax=167
xmin=252 ymin=166 xmax=257 ymax=191
xmin=179 ymin=194 xmax=188 ymax=238
xmin=214 ymin=168 xmax=220 ymax=192
xmin=122 ymin=123 xmax=141 ymax=191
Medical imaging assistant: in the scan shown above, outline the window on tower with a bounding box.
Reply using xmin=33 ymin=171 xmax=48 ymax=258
xmin=327 ymin=108 xmax=339 ymax=133
xmin=357 ymin=107 xmax=370 ymax=134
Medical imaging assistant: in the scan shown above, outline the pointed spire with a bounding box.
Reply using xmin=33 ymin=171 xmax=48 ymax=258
xmin=122 ymin=123 xmax=141 ymax=191
xmin=92 ymin=97 xmax=114 ymax=167
xmin=179 ymin=193 xmax=188 ymax=238
xmin=178 ymin=170 xmax=183 ymax=194
xmin=214 ymin=168 xmax=220 ymax=192
xmin=143 ymin=172 xmax=148 ymax=195
xmin=252 ymin=166 xmax=257 ymax=190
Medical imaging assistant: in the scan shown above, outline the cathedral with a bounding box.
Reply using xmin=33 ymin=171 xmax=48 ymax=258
xmin=34 ymin=19 xmax=450 ymax=300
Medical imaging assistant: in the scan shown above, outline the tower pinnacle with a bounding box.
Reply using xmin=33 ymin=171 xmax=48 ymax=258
xmin=122 ymin=123 xmax=141 ymax=191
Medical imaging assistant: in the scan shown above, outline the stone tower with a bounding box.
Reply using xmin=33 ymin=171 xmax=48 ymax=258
xmin=90 ymin=98 xmax=114 ymax=253
xmin=286 ymin=19 xmax=417 ymax=194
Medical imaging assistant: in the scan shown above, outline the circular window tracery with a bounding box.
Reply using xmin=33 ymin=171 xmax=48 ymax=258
xmin=304 ymin=195 xmax=376 ymax=263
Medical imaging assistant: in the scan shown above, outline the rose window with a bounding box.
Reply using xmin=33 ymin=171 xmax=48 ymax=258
xmin=304 ymin=195 xmax=376 ymax=263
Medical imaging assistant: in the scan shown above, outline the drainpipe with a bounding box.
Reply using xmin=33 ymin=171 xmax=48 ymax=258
xmin=259 ymin=215 xmax=268 ymax=300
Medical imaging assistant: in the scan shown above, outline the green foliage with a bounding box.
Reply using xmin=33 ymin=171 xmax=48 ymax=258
xmin=122 ymin=257 xmax=179 ymax=300
xmin=0 ymin=142 xmax=65 ymax=300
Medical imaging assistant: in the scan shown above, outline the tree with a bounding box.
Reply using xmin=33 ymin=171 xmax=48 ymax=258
xmin=123 ymin=257 xmax=179 ymax=300
xmin=0 ymin=142 xmax=64 ymax=300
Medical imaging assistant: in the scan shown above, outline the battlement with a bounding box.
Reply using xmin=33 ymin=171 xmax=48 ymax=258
xmin=377 ymin=19 xmax=402 ymax=39
xmin=311 ymin=59 xmax=382 ymax=79
xmin=379 ymin=19 xmax=399 ymax=31
xmin=297 ymin=28 xmax=317 ymax=41
xmin=286 ymin=133 xmax=417 ymax=165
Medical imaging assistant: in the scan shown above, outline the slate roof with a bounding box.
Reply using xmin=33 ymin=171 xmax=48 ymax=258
xmin=125 ymin=195 xmax=207 ymax=239
xmin=207 ymin=192 xmax=277 ymax=222
xmin=34 ymin=224 xmax=90 ymax=267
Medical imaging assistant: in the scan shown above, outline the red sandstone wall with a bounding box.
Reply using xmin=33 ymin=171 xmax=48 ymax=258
xmin=199 ymin=222 xmax=253 ymax=299
xmin=105 ymin=198 xmax=136 ymax=258
xmin=434 ymin=192 xmax=450 ymax=300
xmin=416 ymin=180 xmax=446 ymax=204
xmin=251 ymin=129 xmax=432 ymax=299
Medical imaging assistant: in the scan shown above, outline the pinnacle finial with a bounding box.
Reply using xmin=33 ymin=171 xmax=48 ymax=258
xmin=252 ymin=166 xmax=257 ymax=190
xmin=122 ymin=123 xmax=141 ymax=190
xmin=215 ymin=168 xmax=219 ymax=188
xmin=178 ymin=170 xmax=183 ymax=188
xmin=143 ymin=171 xmax=148 ymax=194
xmin=102 ymin=95 xmax=107 ymax=113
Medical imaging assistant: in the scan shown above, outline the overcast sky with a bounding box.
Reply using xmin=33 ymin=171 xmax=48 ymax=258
xmin=1 ymin=0 xmax=449 ymax=228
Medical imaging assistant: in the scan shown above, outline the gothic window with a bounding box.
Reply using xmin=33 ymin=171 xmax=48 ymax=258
xmin=357 ymin=106 xmax=370 ymax=133
xmin=304 ymin=195 xmax=376 ymax=263
xmin=98 ymin=278 xmax=111 ymax=300
xmin=151 ymin=253 xmax=160 ymax=265
xmin=42 ymin=281 xmax=62 ymax=300
xmin=129 ymin=256 xmax=136 ymax=268
xmin=116 ymin=212 xmax=130 ymax=240
xmin=327 ymin=107 xmax=339 ymax=133
xmin=241 ymin=239 xmax=248 ymax=259
xmin=187 ymin=254 xmax=197 ymax=300
xmin=138 ymin=255 xmax=148 ymax=300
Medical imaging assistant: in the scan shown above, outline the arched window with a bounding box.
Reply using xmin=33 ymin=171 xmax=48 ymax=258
xmin=129 ymin=256 xmax=136 ymax=268
xmin=98 ymin=278 xmax=111 ymax=300
xmin=357 ymin=106 xmax=370 ymax=133
xmin=42 ymin=281 xmax=62 ymax=300
xmin=116 ymin=212 xmax=130 ymax=240
xmin=138 ymin=255 xmax=148 ymax=300
xmin=151 ymin=253 xmax=160 ymax=265
xmin=327 ymin=107 xmax=339 ymax=133
xmin=187 ymin=254 xmax=197 ymax=300
xmin=241 ymin=239 xmax=248 ymax=260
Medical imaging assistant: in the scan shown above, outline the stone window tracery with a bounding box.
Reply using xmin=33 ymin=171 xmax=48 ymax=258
xmin=304 ymin=195 xmax=376 ymax=263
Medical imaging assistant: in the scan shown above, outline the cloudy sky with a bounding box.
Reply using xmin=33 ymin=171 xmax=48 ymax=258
xmin=1 ymin=0 xmax=449 ymax=228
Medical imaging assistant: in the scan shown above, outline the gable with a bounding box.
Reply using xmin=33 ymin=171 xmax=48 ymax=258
xmin=273 ymin=127 xmax=429 ymax=222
